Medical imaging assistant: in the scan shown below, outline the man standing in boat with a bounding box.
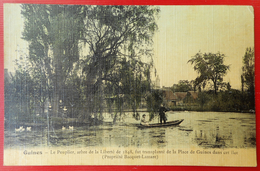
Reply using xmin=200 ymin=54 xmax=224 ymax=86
xmin=159 ymin=104 xmax=168 ymax=124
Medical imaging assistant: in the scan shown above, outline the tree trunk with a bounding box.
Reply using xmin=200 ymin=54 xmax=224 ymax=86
xmin=52 ymin=45 xmax=63 ymax=117
xmin=214 ymin=81 xmax=217 ymax=95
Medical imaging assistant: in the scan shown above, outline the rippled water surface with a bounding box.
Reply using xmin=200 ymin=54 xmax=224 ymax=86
xmin=4 ymin=111 xmax=256 ymax=149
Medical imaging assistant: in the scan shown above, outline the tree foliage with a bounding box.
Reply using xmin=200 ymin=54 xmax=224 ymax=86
xmin=5 ymin=56 xmax=48 ymax=124
xmin=21 ymin=4 xmax=86 ymax=117
xmin=188 ymin=52 xmax=230 ymax=94
xmin=241 ymin=47 xmax=255 ymax=109
xmin=146 ymin=89 xmax=163 ymax=121
xmin=242 ymin=47 xmax=254 ymax=91
xmin=80 ymin=5 xmax=159 ymax=119
xmin=171 ymin=80 xmax=193 ymax=92
xmin=17 ymin=5 xmax=159 ymax=122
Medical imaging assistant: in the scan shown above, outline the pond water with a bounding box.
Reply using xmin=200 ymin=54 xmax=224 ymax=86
xmin=4 ymin=111 xmax=256 ymax=149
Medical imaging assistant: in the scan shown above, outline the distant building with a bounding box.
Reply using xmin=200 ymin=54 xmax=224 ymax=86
xmin=162 ymin=90 xmax=177 ymax=106
xmin=183 ymin=91 xmax=198 ymax=104
xmin=174 ymin=92 xmax=188 ymax=105
xmin=162 ymin=89 xmax=198 ymax=107
xmin=187 ymin=91 xmax=198 ymax=100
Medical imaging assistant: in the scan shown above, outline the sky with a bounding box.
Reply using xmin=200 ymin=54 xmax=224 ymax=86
xmin=4 ymin=4 xmax=28 ymax=72
xmin=4 ymin=4 xmax=254 ymax=90
xmin=153 ymin=6 xmax=254 ymax=89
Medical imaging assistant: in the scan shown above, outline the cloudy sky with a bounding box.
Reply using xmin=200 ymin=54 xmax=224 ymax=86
xmin=4 ymin=4 xmax=254 ymax=90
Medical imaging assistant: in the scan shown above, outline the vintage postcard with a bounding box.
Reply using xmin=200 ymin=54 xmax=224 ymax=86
xmin=3 ymin=4 xmax=256 ymax=166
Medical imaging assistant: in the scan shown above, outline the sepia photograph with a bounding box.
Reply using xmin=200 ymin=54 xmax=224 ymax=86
xmin=3 ymin=4 xmax=256 ymax=166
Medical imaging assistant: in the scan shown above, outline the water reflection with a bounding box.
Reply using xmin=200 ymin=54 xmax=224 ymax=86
xmin=4 ymin=111 xmax=256 ymax=149
xmin=193 ymin=128 xmax=230 ymax=148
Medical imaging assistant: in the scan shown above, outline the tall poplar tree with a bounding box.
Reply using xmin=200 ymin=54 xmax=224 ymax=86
xmin=21 ymin=4 xmax=85 ymax=116
xmin=241 ymin=47 xmax=255 ymax=109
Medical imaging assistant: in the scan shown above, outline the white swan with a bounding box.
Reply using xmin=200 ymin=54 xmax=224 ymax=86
xmin=26 ymin=127 xmax=31 ymax=131
xmin=15 ymin=126 xmax=25 ymax=132
xmin=69 ymin=126 xmax=74 ymax=130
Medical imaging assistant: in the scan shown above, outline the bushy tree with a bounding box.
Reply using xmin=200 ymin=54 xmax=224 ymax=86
xmin=5 ymin=56 xmax=36 ymax=124
xmin=188 ymin=52 xmax=230 ymax=94
xmin=171 ymin=80 xmax=193 ymax=92
xmin=197 ymin=92 xmax=210 ymax=110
